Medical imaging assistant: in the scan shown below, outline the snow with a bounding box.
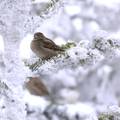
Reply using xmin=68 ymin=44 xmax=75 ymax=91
xmin=1 ymin=0 xmax=120 ymax=120
xmin=66 ymin=103 xmax=97 ymax=120
xmin=54 ymin=37 xmax=66 ymax=45
xmin=93 ymin=0 xmax=120 ymax=8
xmin=72 ymin=18 xmax=83 ymax=31
xmin=24 ymin=91 xmax=50 ymax=112
xmin=32 ymin=0 xmax=49 ymax=4
xmin=0 ymin=35 xmax=4 ymax=53
xmin=20 ymin=34 xmax=33 ymax=59
xmin=58 ymin=88 xmax=80 ymax=103
xmin=65 ymin=5 xmax=81 ymax=16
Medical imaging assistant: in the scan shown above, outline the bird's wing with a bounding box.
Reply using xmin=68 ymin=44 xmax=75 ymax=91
xmin=43 ymin=38 xmax=64 ymax=51
xmin=33 ymin=78 xmax=49 ymax=95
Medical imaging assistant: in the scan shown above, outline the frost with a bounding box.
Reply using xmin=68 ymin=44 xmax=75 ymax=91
xmin=0 ymin=0 xmax=64 ymax=120
xmin=1 ymin=0 xmax=120 ymax=120
xmin=98 ymin=106 xmax=120 ymax=120
xmin=66 ymin=103 xmax=97 ymax=120
xmin=35 ymin=103 xmax=98 ymax=120
xmin=24 ymin=33 xmax=120 ymax=119
xmin=0 ymin=81 xmax=26 ymax=120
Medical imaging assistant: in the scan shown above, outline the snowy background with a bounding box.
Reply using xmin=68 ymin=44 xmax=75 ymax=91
xmin=0 ymin=0 xmax=120 ymax=120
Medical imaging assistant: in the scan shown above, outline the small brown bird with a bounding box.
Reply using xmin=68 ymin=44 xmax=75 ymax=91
xmin=25 ymin=77 xmax=49 ymax=96
xmin=30 ymin=32 xmax=64 ymax=60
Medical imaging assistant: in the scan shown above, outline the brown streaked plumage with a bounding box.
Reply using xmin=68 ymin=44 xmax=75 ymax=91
xmin=30 ymin=32 xmax=64 ymax=60
xmin=25 ymin=77 xmax=49 ymax=96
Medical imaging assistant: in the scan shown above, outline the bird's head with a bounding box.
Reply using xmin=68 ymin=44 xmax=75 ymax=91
xmin=34 ymin=32 xmax=44 ymax=39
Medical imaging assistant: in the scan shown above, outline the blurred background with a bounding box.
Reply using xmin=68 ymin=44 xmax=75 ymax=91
xmin=1 ymin=0 xmax=120 ymax=119
xmin=19 ymin=0 xmax=120 ymax=59
xmin=1 ymin=0 xmax=120 ymax=58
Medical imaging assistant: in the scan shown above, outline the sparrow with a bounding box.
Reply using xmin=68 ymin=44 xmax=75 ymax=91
xmin=30 ymin=32 xmax=64 ymax=60
xmin=25 ymin=77 xmax=49 ymax=96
